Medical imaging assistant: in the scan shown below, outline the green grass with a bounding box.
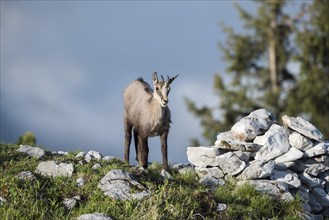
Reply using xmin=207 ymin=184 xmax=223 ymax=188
xmin=0 ymin=143 xmax=306 ymax=219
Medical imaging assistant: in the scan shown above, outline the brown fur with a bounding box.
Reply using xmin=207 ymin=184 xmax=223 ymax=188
xmin=123 ymin=72 xmax=178 ymax=170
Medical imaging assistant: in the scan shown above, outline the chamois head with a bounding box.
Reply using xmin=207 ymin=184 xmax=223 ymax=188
xmin=152 ymin=72 xmax=178 ymax=107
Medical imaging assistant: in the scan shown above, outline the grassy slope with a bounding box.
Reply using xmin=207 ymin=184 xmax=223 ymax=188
xmin=0 ymin=143 xmax=305 ymax=220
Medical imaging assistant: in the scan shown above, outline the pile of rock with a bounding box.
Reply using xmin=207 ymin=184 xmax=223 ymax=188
xmin=187 ymin=109 xmax=329 ymax=218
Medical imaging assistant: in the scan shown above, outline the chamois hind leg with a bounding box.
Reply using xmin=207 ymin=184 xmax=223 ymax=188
xmin=124 ymin=121 xmax=133 ymax=164
xmin=133 ymin=128 xmax=139 ymax=162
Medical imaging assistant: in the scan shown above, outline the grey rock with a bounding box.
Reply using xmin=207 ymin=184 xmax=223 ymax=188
xmin=274 ymin=147 xmax=304 ymax=164
xmin=234 ymin=151 xmax=252 ymax=163
xmin=85 ymin=150 xmax=102 ymax=163
xmin=160 ymin=169 xmax=172 ymax=179
xmin=254 ymin=124 xmax=290 ymax=162
xmin=36 ymin=161 xmax=74 ymax=177
xmin=289 ymin=132 xmax=313 ymax=151
xmin=98 ymin=169 xmax=149 ymax=200
xmin=17 ymin=171 xmax=36 ymax=181
xmin=305 ymin=163 xmax=329 ymax=176
xmin=300 ymin=172 xmax=325 ymax=189
xmin=309 ymin=192 xmax=323 ymax=213
xmin=56 ymin=151 xmax=69 ymax=155
xmin=76 ymin=177 xmax=86 ymax=187
xmin=274 ymin=161 xmax=295 ymax=170
xmin=231 ymin=109 xmax=275 ymax=141
xmin=195 ymin=166 xmax=224 ymax=179
xmin=216 ymin=152 xmax=246 ymax=176
xmin=312 ymin=187 xmax=329 ymax=207
xmin=237 ymin=160 xmax=274 ymax=180
xmin=199 ymin=176 xmax=225 ymax=189
xmin=17 ymin=145 xmax=45 ymax=159
xmin=63 ymin=198 xmax=78 ymax=210
xmin=270 ymin=169 xmax=301 ymax=188
xmin=0 ymin=196 xmax=7 ymax=206
xmin=76 ymin=151 xmax=86 ymax=158
xmin=215 ymin=131 xmax=261 ymax=152
xmin=77 ymin=213 xmax=112 ymax=220
xmin=187 ymin=147 xmax=220 ymax=167
xmin=172 ymin=163 xmax=189 ymax=170
xmin=103 ymin=156 xmax=115 ymax=161
xmin=282 ymin=115 xmax=324 ymax=141
xmin=238 ymin=180 xmax=293 ymax=201
xmin=304 ymin=142 xmax=329 ymax=158
xmin=216 ymin=203 xmax=227 ymax=212
xmin=92 ymin=163 xmax=101 ymax=170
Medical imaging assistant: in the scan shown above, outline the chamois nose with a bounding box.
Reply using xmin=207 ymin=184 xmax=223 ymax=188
xmin=163 ymin=99 xmax=168 ymax=104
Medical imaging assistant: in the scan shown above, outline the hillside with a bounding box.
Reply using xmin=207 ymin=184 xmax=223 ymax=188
xmin=0 ymin=143 xmax=305 ymax=219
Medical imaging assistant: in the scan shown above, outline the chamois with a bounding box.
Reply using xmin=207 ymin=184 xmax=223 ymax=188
xmin=123 ymin=72 xmax=178 ymax=171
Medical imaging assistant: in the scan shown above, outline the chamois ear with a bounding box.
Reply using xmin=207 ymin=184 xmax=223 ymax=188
xmin=168 ymin=74 xmax=179 ymax=84
xmin=152 ymin=72 xmax=159 ymax=84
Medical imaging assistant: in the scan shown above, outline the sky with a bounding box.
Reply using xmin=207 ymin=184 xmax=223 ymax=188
xmin=1 ymin=1 xmax=303 ymax=164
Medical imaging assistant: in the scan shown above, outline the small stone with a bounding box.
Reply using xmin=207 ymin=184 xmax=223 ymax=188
xmin=36 ymin=161 xmax=74 ymax=177
xmin=305 ymin=163 xmax=329 ymax=176
xmin=282 ymin=115 xmax=324 ymax=141
xmin=237 ymin=160 xmax=274 ymax=180
xmin=199 ymin=176 xmax=225 ymax=189
xmin=304 ymin=142 xmax=329 ymax=158
xmin=63 ymin=198 xmax=78 ymax=210
xmin=254 ymin=124 xmax=290 ymax=162
xmin=76 ymin=177 xmax=86 ymax=187
xmin=274 ymin=147 xmax=304 ymax=164
xmin=216 ymin=152 xmax=246 ymax=176
xmin=299 ymin=172 xmax=325 ymax=189
xmin=270 ymin=169 xmax=301 ymax=189
xmin=160 ymin=169 xmax=172 ymax=179
xmin=0 ymin=196 xmax=7 ymax=206
xmin=85 ymin=150 xmax=102 ymax=163
xmin=289 ymin=132 xmax=313 ymax=151
xmin=17 ymin=171 xmax=37 ymax=181
xmin=76 ymin=151 xmax=86 ymax=158
xmin=195 ymin=166 xmax=224 ymax=179
xmin=77 ymin=213 xmax=112 ymax=220
xmin=17 ymin=145 xmax=45 ymax=159
xmin=98 ymin=169 xmax=149 ymax=200
xmin=231 ymin=109 xmax=275 ymax=141
xmin=92 ymin=163 xmax=101 ymax=170
xmin=216 ymin=203 xmax=227 ymax=212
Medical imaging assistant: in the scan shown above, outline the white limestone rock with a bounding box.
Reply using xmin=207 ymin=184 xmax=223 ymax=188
xmin=305 ymin=163 xmax=329 ymax=176
xmin=282 ymin=115 xmax=324 ymax=141
xmin=92 ymin=163 xmax=101 ymax=170
xmin=85 ymin=150 xmax=103 ymax=163
xmin=274 ymin=147 xmax=304 ymax=164
xmin=187 ymin=146 xmax=220 ymax=167
xmin=237 ymin=160 xmax=274 ymax=180
xmin=231 ymin=109 xmax=275 ymax=141
xmin=75 ymin=151 xmax=86 ymax=158
xmin=216 ymin=152 xmax=246 ymax=176
xmin=76 ymin=177 xmax=86 ymax=187
xmin=17 ymin=145 xmax=45 ymax=159
xmin=304 ymin=142 xmax=329 ymax=158
xmin=217 ymin=203 xmax=227 ymax=212
xmin=77 ymin=213 xmax=112 ymax=220
xmin=160 ymin=169 xmax=172 ymax=179
xmin=289 ymin=132 xmax=313 ymax=151
xmin=254 ymin=124 xmax=290 ymax=162
xmin=98 ymin=169 xmax=149 ymax=200
xmin=274 ymin=161 xmax=295 ymax=170
xmin=215 ymin=131 xmax=261 ymax=152
xmin=36 ymin=161 xmax=74 ymax=178
xmin=238 ymin=180 xmax=293 ymax=201
xmin=270 ymin=169 xmax=301 ymax=189
xmin=195 ymin=166 xmax=224 ymax=179
xmin=17 ymin=171 xmax=37 ymax=181
xmin=299 ymin=172 xmax=325 ymax=189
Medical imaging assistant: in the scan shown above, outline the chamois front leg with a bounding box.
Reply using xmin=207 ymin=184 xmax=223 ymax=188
xmin=133 ymin=128 xmax=139 ymax=162
xmin=138 ymin=136 xmax=149 ymax=169
xmin=160 ymin=130 xmax=169 ymax=171
xmin=124 ymin=122 xmax=133 ymax=164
